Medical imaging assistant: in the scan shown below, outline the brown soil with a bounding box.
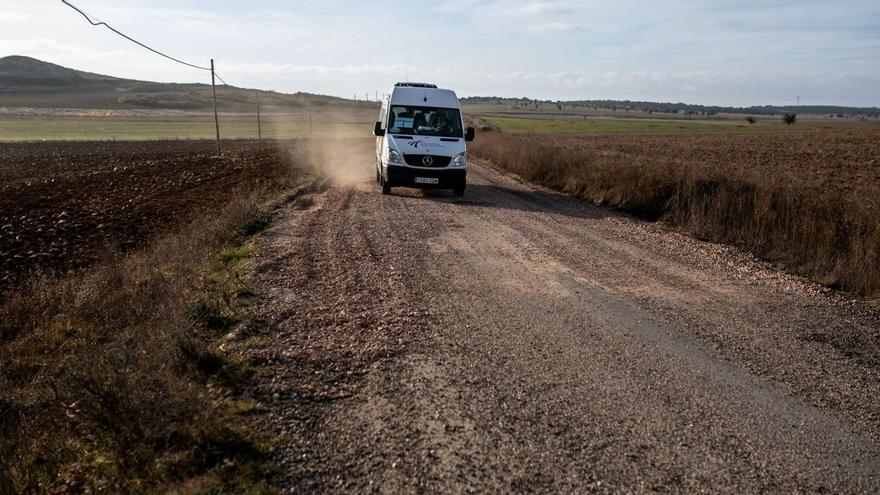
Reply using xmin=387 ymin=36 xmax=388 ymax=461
xmin=0 ymin=140 xmax=296 ymax=289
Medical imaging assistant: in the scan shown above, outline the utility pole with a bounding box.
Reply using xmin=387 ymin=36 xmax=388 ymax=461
xmin=211 ymin=59 xmax=220 ymax=155
xmin=256 ymin=90 xmax=262 ymax=144
xmin=308 ymin=109 xmax=313 ymax=135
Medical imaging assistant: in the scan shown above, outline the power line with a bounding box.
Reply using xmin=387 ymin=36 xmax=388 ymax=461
xmin=60 ymin=0 xmax=212 ymax=72
xmin=60 ymin=0 xmax=257 ymax=152
xmin=61 ymin=0 xmax=233 ymax=86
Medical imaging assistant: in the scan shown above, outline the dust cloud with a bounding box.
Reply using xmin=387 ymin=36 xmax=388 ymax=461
xmin=298 ymin=136 xmax=375 ymax=187
xmin=259 ymin=105 xmax=377 ymax=188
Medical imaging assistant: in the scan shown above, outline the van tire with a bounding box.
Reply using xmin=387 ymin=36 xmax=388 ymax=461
xmin=452 ymin=181 xmax=467 ymax=198
xmin=381 ymin=177 xmax=391 ymax=195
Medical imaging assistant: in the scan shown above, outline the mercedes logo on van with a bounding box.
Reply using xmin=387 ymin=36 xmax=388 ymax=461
xmin=422 ymin=156 xmax=434 ymax=167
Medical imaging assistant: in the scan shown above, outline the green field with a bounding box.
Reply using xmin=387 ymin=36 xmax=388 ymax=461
xmin=0 ymin=113 xmax=859 ymax=142
xmin=0 ymin=119 xmax=373 ymax=142
xmin=479 ymin=115 xmax=836 ymax=134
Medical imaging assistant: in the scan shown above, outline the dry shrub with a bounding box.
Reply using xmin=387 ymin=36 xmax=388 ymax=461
xmin=0 ymin=146 xmax=304 ymax=493
xmin=470 ymin=130 xmax=880 ymax=296
xmin=471 ymin=130 xmax=676 ymax=218
xmin=670 ymin=179 xmax=880 ymax=292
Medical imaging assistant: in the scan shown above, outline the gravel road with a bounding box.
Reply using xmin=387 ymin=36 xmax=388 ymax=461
xmin=238 ymin=161 xmax=880 ymax=493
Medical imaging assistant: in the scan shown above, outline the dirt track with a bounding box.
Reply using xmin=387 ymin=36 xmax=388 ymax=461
xmin=239 ymin=161 xmax=880 ymax=493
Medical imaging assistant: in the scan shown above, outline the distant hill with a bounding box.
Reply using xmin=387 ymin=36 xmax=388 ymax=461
xmin=463 ymin=96 xmax=880 ymax=118
xmin=0 ymin=55 xmax=118 ymax=86
xmin=0 ymin=55 xmax=373 ymax=112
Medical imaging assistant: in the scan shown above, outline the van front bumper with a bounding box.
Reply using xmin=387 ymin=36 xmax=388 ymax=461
xmin=385 ymin=165 xmax=466 ymax=189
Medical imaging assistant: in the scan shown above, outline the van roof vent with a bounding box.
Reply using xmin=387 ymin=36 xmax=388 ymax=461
xmin=395 ymin=82 xmax=438 ymax=88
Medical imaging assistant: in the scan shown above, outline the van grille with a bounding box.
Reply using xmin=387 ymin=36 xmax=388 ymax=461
xmin=403 ymin=154 xmax=452 ymax=168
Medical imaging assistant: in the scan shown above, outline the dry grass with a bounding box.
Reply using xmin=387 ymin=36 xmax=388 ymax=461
xmin=470 ymin=129 xmax=880 ymax=297
xmin=0 ymin=145 xmax=310 ymax=493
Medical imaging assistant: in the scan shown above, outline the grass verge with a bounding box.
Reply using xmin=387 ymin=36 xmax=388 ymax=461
xmin=0 ymin=120 xmax=371 ymax=142
xmin=470 ymin=130 xmax=880 ymax=299
xmin=0 ymin=155 xmax=313 ymax=493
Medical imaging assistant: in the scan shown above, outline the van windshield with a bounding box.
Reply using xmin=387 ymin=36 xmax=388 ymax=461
xmin=388 ymin=105 xmax=463 ymax=138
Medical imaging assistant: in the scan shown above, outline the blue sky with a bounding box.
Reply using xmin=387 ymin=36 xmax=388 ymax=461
xmin=2 ymin=0 xmax=878 ymax=106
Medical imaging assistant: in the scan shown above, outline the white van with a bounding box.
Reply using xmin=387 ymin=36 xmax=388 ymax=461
xmin=373 ymin=83 xmax=475 ymax=196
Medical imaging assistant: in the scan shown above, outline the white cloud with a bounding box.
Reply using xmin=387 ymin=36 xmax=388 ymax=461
xmin=0 ymin=38 xmax=119 ymax=57
xmin=431 ymin=0 xmax=485 ymax=14
xmin=212 ymin=62 xmax=880 ymax=107
xmin=528 ymin=22 xmax=582 ymax=34
xmin=1 ymin=0 xmax=877 ymax=106
xmin=454 ymin=69 xmax=880 ymax=107
xmin=516 ymin=3 xmax=573 ymax=15
xmin=0 ymin=11 xmax=30 ymax=22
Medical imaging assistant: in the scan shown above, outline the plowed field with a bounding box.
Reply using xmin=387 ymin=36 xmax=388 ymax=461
xmin=0 ymin=141 xmax=294 ymax=289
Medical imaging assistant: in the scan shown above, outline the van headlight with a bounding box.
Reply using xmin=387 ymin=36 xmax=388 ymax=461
xmin=386 ymin=148 xmax=403 ymax=164
xmin=451 ymin=152 xmax=467 ymax=168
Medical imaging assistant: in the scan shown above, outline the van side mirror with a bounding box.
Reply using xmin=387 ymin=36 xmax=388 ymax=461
xmin=465 ymin=127 xmax=475 ymax=142
xmin=373 ymin=122 xmax=385 ymax=137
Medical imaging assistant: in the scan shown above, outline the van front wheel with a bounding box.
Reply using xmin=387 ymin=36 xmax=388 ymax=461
xmin=381 ymin=176 xmax=391 ymax=195
xmin=453 ymin=185 xmax=466 ymax=197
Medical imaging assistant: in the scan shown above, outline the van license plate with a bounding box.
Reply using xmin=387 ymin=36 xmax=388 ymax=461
xmin=414 ymin=177 xmax=439 ymax=185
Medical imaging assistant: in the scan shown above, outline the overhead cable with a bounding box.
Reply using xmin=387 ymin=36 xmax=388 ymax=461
xmin=60 ymin=0 xmax=213 ymax=72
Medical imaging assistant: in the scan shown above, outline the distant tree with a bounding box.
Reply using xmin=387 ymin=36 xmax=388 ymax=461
xmin=783 ymin=113 xmax=797 ymax=125
xmin=556 ymin=103 xmax=562 ymax=111
xmin=746 ymin=116 xmax=756 ymax=125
